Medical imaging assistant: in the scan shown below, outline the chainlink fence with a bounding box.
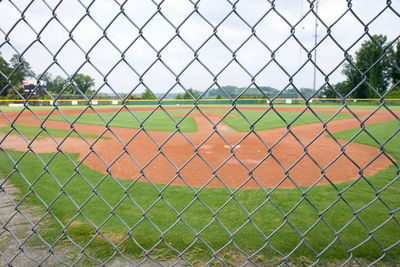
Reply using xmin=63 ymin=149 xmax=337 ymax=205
xmin=1 ymin=0 xmax=400 ymax=266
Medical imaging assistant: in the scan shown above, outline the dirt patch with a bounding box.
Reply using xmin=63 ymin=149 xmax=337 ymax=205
xmin=0 ymin=106 xmax=398 ymax=189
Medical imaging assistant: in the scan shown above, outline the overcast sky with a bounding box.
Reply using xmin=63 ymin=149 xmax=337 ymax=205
xmin=0 ymin=0 xmax=399 ymax=97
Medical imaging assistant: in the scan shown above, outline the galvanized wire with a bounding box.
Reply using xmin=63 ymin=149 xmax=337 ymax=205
xmin=1 ymin=0 xmax=400 ymax=266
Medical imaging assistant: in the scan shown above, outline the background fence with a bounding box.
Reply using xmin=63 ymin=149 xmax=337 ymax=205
xmin=2 ymin=98 xmax=400 ymax=106
xmin=1 ymin=0 xmax=400 ymax=266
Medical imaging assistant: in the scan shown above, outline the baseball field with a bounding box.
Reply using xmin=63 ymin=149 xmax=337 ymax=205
xmin=0 ymin=103 xmax=399 ymax=264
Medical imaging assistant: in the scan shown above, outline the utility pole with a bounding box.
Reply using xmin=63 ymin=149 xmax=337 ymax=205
xmin=313 ymin=0 xmax=319 ymax=92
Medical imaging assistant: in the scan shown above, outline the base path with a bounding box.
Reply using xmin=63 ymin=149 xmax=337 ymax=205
xmin=1 ymin=106 xmax=398 ymax=189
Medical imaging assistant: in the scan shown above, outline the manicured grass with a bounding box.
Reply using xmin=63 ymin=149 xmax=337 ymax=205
xmin=331 ymin=119 xmax=400 ymax=147
xmin=0 ymin=124 xmax=110 ymax=140
xmin=43 ymin=110 xmax=197 ymax=132
xmin=200 ymin=103 xmax=400 ymax=111
xmin=2 ymin=103 xmax=400 ymax=113
xmin=0 ymin=120 xmax=398 ymax=264
xmin=204 ymin=109 xmax=352 ymax=131
xmin=42 ymin=109 xmax=351 ymax=133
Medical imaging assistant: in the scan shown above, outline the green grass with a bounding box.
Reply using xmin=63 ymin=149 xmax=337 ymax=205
xmin=0 ymin=120 xmax=399 ymax=264
xmin=200 ymin=103 xmax=400 ymax=111
xmin=43 ymin=110 xmax=197 ymax=132
xmin=0 ymin=124 xmax=110 ymax=140
xmin=204 ymin=109 xmax=352 ymax=131
xmin=331 ymin=119 xmax=400 ymax=146
xmin=286 ymin=104 xmax=400 ymax=110
xmin=43 ymin=109 xmax=351 ymax=133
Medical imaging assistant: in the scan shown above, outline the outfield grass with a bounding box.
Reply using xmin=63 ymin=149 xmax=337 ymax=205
xmin=0 ymin=120 xmax=398 ymax=264
xmin=0 ymin=124 xmax=110 ymax=140
xmin=204 ymin=109 xmax=352 ymax=131
xmin=43 ymin=109 xmax=352 ymax=132
xmin=43 ymin=110 xmax=198 ymax=132
xmin=203 ymin=103 xmax=400 ymax=111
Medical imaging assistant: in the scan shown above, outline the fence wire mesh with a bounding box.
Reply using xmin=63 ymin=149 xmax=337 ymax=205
xmin=0 ymin=0 xmax=400 ymax=266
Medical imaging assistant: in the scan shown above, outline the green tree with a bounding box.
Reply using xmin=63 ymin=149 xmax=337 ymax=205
xmin=320 ymin=85 xmax=337 ymax=98
xmin=0 ymin=55 xmax=11 ymax=97
xmin=127 ymin=93 xmax=140 ymax=100
xmin=176 ymin=94 xmax=183 ymax=100
xmin=341 ymin=35 xmax=393 ymax=98
xmin=216 ymin=94 xmax=222 ymax=99
xmin=391 ymin=41 xmax=400 ymax=85
xmin=334 ymin=81 xmax=352 ymax=97
xmin=47 ymin=75 xmax=68 ymax=94
xmin=85 ymin=89 xmax=94 ymax=96
xmin=9 ymin=54 xmax=35 ymax=86
xmin=387 ymin=87 xmax=400 ymax=99
xmin=1 ymin=54 xmax=34 ymax=97
xmin=72 ymin=73 xmax=95 ymax=94
xmin=40 ymin=73 xmax=94 ymax=95
xmin=182 ymin=88 xmax=199 ymax=99
xmin=320 ymin=81 xmax=353 ymax=99
xmin=141 ymin=89 xmax=156 ymax=99
xmin=6 ymin=85 xmax=25 ymax=100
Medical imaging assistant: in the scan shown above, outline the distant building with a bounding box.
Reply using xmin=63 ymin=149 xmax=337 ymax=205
xmin=22 ymin=79 xmax=47 ymax=96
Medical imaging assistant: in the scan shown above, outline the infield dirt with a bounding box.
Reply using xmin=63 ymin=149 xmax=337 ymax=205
xmin=1 ymin=106 xmax=398 ymax=189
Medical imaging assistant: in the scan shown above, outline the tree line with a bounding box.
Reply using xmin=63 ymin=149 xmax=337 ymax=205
xmin=322 ymin=35 xmax=400 ymax=99
xmin=128 ymin=88 xmax=200 ymax=100
xmin=0 ymin=54 xmax=33 ymax=98
xmin=0 ymin=53 xmax=95 ymax=98
xmin=135 ymin=35 xmax=400 ymax=100
xmin=2 ymin=34 xmax=400 ymax=100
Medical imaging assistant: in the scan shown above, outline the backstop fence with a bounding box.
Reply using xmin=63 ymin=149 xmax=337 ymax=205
xmin=0 ymin=0 xmax=400 ymax=266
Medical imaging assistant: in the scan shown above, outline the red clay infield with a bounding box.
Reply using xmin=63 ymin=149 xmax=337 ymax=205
xmin=0 ymin=106 xmax=398 ymax=189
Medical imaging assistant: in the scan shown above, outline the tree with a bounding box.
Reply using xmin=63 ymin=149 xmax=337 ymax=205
xmin=85 ymin=89 xmax=94 ymax=96
xmin=6 ymin=86 xmax=25 ymax=99
xmin=127 ymin=93 xmax=140 ymax=100
xmin=43 ymin=73 xmax=95 ymax=95
xmin=335 ymin=81 xmax=353 ymax=97
xmin=215 ymin=94 xmax=222 ymax=99
xmin=141 ymin=89 xmax=156 ymax=99
xmin=182 ymin=88 xmax=199 ymax=99
xmin=176 ymin=94 xmax=183 ymax=100
xmin=72 ymin=73 xmax=94 ymax=94
xmin=320 ymin=85 xmax=337 ymax=98
xmin=341 ymin=35 xmax=393 ymax=98
xmin=1 ymin=54 xmax=35 ymax=97
xmin=391 ymin=41 xmax=400 ymax=86
xmin=319 ymin=81 xmax=353 ymax=99
xmin=0 ymin=55 xmax=11 ymax=97
xmin=9 ymin=54 xmax=35 ymax=86
xmin=387 ymin=87 xmax=400 ymax=99
xmin=47 ymin=75 xmax=68 ymax=94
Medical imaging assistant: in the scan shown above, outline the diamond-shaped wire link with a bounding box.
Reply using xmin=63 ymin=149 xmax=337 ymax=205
xmin=0 ymin=0 xmax=399 ymax=265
